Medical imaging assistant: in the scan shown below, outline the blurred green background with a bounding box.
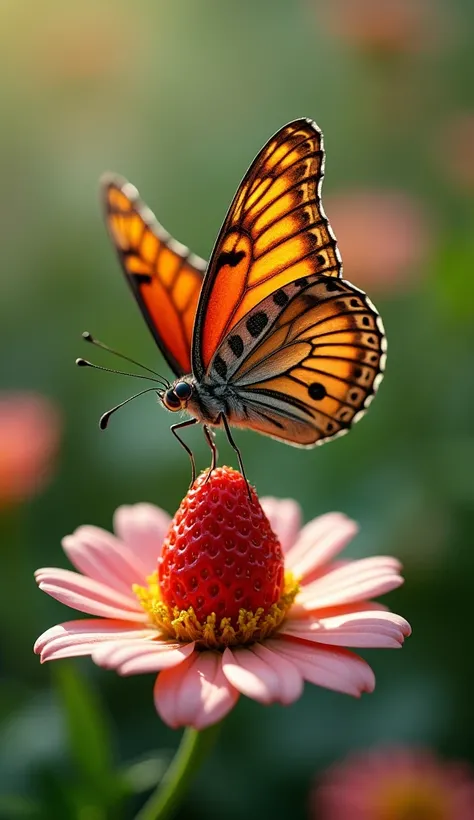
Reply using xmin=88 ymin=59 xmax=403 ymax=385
xmin=1 ymin=1 xmax=473 ymax=817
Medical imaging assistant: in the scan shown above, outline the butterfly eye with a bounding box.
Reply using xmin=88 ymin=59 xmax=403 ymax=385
xmin=164 ymin=390 xmax=181 ymax=410
xmin=175 ymin=382 xmax=192 ymax=400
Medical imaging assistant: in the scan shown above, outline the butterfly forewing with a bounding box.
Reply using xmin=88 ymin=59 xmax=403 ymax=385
xmin=192 ymin=119 xmax=342 ymax=379
xmin=102 ymin=174 xmax=206 ymax=376
xmin=205 ymin=275 xmax=385 ymax=446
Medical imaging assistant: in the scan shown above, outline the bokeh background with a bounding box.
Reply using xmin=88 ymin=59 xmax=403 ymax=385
xmin=1 ymin=1 xmax=473 ymax=817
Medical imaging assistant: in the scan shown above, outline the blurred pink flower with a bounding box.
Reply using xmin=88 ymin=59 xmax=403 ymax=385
xmin=0 ymin=392 xmax=61 ymax=508
xmin=313 ymin=746 xmax=474 ymax=819
xmin=35 ymin=469 xmax=410 ymax=730
xmin=319 ymin=0 xmax=441 ymax=57
xmin=436 ymin=112 xmax=474 ymax=193
xmin=327 ymin=190 xmax=431 ymax=294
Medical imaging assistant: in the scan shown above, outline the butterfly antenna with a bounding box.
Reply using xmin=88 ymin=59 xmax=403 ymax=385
xmin=99 ymin=387 xmax=162 ymax=430
xmin=76 ymin=358 xmax=169 ymax=389
xmin=81 ymin=331 xmax=170 ymax=386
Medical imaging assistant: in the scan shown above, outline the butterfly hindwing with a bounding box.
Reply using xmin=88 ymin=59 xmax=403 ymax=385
xmin=102 ymin=174 xmax=206 ymax=376
xmin=205 ymin=275 xmax=386 ymax=447
xmin=192 ymin=119 xmax=342 ymax=379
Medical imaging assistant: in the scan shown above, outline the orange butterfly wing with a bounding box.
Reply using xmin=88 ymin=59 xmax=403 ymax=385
xmin=102 ymin=174 xmax=206 ymax=376
xmin=192 ymin=119 xmax=341 ymax=379
xmin=205 ymin=275 xmax=386 ymax=446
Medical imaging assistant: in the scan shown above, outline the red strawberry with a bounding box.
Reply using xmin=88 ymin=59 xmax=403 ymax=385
xmin=158 ymin=467 xmax=284 ymax=625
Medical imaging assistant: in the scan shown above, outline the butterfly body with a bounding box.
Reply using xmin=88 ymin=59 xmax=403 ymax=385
xmin=100 ymin=118 xmax=386 ymax=477
xmin=163 ymin=375 xmax=252 ymax=432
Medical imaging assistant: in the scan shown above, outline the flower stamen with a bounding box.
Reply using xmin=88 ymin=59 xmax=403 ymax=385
xmin=134 ymin=571 xmax=299 ymax=649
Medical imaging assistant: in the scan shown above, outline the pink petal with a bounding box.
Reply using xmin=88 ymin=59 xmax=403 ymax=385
xmin=285 ymin=513 xmax=358 ymax=578
xmin=92 ymin=639 xmax=195 ymax=675
xmin=62 ymin=526 xmax=150 ymax=595
xmin=113 ymin=503 xmax=171 ymax=567
xmin=281 ymin=609 xmax=412 ymax=648
xmin=155 ymin=651 xmax=239 ymax=730
xmin=268 ymin=637 xmax=375 ymax=696
xmin=289 ymin=600 xmax=389 ymax=620
xmin=260 ymin=497 xmax=302 ymax=552
xmin=222 ymin=648 xmax=277 ymax=704
xmin=35 ymin=567 xmax=145 ymax=620
xmin=297 ymin=556 xmax=404 ymax=610
xmin=34 ymin=618 xmax=156 ymax=662
xmin=222 ymin=644 xmax=303 ymax=705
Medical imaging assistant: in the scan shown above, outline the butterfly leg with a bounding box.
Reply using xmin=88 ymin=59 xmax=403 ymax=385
xmin=203 ymin=425 xmax=218 ymax=482
xmin=170 ymin=418 xmax=199 ymax=486
xmin=220 ymin=414 xmax=251 ymax=500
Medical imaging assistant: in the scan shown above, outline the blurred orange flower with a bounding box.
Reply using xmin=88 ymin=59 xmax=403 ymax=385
xmin=327 ymin=190 xmax=431 ymax=294
xmin=312 ymin=746 xmax=474 ymax=819
xmin=436 ymin=112 xmax=474 ymax=193
xmin=319 ymin=0 xmax=440 ymax=57
xmin=0 ymin=392 xmax=61 ymax=508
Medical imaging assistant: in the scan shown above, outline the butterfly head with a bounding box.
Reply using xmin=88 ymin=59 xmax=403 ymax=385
xmin=162 ymin=380 xmax=193 ymax=412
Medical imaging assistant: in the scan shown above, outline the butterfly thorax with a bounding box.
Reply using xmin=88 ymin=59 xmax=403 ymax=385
xmin=167 ymin=378 xmax=238 ymax=427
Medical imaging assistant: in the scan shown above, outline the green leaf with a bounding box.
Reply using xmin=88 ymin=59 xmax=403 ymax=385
xmin=53 ymin=663 xmax=116 ymax=805
xmin=118 ymin=754 xmax=170 ymax=796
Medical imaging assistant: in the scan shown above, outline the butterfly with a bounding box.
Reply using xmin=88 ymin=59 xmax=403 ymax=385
xmin=84 ymin=119 xmax=386 ymax=485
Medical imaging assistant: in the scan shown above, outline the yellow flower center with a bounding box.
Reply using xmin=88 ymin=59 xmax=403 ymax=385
xmin=134 ymin=571 xmax=299 ymax=650
xmin=374 ymin=779 xmax=450 ymax=820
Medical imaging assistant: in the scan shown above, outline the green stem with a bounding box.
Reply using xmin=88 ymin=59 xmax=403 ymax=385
xmin=134 ymin=723 xmax=221 ymax=820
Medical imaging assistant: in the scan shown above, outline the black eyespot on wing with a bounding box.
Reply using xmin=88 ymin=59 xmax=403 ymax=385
xmin=228 ymin=335 xmax=244 ymax=358
xmin=130 ymin=272 xmax=153 ymax=285
xmin=215 ymin=249 xmax=246 ymax=272
xmin=213 ymin=355 xmax=228 ymax=378
xmin=325 ymin=279 xmax=343 ymax=292
xmin=273 ymin=289 xmax=289 ymax=306
xmin=246 ymin=311 xmax=268 ymax=338
xmin=308 ymin=382 xmax=327 ymax=400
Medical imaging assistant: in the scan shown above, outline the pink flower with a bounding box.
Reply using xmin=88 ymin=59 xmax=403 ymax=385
xmin=327 ymin=190 xmax=431 ymax=294
xmin=312 ymin=746 xmax=474 ymax=820
xmin=35 ymin=469 xmax=410 ymax=730
xmin=0 ymin=391 xmax=61 ymax=508
xmin=318 ymin=0 xmax=441 ymax=57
